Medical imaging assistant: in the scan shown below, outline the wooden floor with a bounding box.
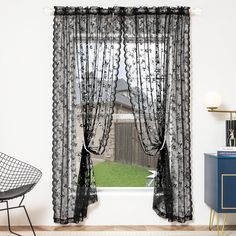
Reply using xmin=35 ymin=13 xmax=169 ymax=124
xmin=0 ymin=225 xmax=236 ymax=231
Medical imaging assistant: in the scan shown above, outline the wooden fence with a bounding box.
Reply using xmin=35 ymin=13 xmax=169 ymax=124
xmin=114 ymin=123 xmax=157 ymax=169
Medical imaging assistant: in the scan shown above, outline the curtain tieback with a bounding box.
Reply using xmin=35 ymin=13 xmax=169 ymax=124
xmin=159 ymin=138 xmax=166 ymax=151
xmin=82 ymin=141 xmax=92 ymax=154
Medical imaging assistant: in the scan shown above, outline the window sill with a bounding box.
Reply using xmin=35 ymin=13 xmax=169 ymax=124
xmin=97 ymin=187 xmax=154 ymax=196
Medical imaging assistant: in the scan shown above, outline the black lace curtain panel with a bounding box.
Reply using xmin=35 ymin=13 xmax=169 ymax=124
xmin=52 ymin=6 xmax=192 ymax=224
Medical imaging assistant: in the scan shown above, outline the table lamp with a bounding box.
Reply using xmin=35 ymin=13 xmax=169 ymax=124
xmin=205 ymin=91 xmax=236 ymax=147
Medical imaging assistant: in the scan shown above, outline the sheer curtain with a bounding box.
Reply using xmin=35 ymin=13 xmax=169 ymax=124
xmin=52 ymin=7 xmax=122 ymax=223
xmin=53 ymin=6 xmax=192 ymax=224
xmin=123 ymin=7 xmax=192 ymax=222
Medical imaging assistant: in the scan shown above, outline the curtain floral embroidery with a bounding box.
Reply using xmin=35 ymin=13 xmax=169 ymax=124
xmin=73 ymin=7 xmax=122 ymax=222
xmin=123 ymin=7 xmax=192 ymax=222
xmin=52 ymin=7 xmax=122 ymax=223
xmin=52 ymin=6 xmax=192 ymax=224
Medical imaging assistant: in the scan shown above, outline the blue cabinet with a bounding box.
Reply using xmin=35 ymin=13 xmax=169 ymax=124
xmin=205 ymin=153 xmax=236 ymax=213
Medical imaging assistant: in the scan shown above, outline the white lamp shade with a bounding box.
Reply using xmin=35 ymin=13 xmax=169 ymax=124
xmin=204 ymin=91 xmax=222 ymax=109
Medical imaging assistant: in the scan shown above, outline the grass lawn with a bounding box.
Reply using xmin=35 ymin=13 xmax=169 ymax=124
xmin=94 ymin=161 xmax=150 ymax=187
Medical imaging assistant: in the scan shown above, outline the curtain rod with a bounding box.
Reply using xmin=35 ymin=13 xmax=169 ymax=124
xmin=44 ymin=7 xmax=202 ymax=16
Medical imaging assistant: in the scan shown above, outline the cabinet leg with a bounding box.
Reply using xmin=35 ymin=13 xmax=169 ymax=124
xmin=221 ymin=214 xmax=227 ymax=235
xmin=209 ymin=208 xmax=215 ymax=231
xmin=209 ymin=209 xmax=227 ymax=236
xmin=216 ymin=213 xmax=227 ymax=236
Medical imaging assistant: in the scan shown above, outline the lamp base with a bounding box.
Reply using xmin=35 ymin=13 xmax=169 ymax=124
xmin=226 ymin=120 xmax=236 ymax=147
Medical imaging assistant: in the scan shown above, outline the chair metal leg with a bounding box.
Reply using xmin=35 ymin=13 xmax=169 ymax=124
xmin=5 ymin=201 xmax=21 ymax=236
xmin=22 ymin=206 xmax=36 ymax=236
xmin=3 ymin=200 xmax=37 ymax=236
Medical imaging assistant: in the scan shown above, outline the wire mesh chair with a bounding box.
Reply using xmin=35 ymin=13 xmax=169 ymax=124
xmin=0 ymin=152 xmax=42 ymax=236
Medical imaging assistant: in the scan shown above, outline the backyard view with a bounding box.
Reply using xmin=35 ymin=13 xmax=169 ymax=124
xmin=92 ymin=77 xmax=157 ymax=187
xmin=94 ymin=161 xmax=150 ymax=187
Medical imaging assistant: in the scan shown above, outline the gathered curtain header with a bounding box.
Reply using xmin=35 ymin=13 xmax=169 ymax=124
xmin=54 ymin=6 xmax=190 ymax=16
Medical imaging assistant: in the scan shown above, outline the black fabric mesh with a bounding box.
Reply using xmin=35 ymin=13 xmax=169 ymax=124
xmin=123 ymin=7 xmax=192 ymax=222
xmin=52 ymin=6 xmax=192 ymax=224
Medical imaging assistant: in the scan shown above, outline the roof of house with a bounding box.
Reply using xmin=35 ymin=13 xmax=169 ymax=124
xmin=115 ymin=93 xmax=131 ymax=108
xmin=76 ymin=78 xmax=132 ymax=108
xmin=116 ymin=78 xmax=128 ymax=92
xmin=115 ymin=79 xmax=132 ymax=108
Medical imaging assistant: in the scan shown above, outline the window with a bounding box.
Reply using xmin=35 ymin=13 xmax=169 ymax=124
xmin=92 ymin=44 xmax=157 ymax=187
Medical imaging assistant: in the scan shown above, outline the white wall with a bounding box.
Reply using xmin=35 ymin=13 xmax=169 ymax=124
xmin=0 ymin=0 xmax=236 ymax=226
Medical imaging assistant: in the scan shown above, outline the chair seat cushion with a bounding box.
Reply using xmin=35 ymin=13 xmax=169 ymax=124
xmin=0 ymin=184 xmax=35 ymax=200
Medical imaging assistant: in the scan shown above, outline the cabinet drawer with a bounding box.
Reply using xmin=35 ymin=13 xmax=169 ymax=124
xmin=221 ymin=174 xmax=236 ymax=209
xmin=205 ymin=153 xmax=236 ymax=213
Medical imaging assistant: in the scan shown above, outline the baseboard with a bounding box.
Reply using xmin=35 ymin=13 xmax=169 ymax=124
xmin=0 ymin=225 xmax=236 ymax=231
